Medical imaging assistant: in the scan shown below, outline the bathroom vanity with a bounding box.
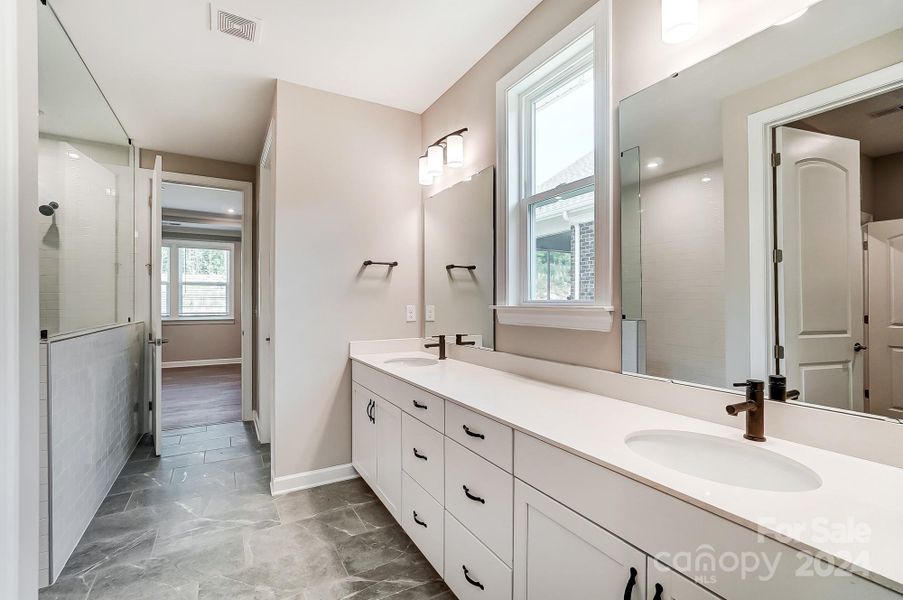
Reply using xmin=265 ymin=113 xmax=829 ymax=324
xmin=350 ymin=347 xmax=903 ymax=600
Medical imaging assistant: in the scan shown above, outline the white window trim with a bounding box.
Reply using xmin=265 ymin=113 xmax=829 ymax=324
xmin=495 ymin=1 xmax=614 ymax=332
xmin=162 ymin=238 xmax=235 ymax=322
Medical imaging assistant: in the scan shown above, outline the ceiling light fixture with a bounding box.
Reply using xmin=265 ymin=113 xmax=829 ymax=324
xmin=701 ymin=175 xmax=712 ymax=183
xmin=775 ymin=7 xmax=808 ymax=25
xmin=646 ymin=159 xmax=662 ymax=169
xmin=67 ymin=152 xmax=80 ymax=159
xmin=662 ymin=0 xmax=699 ymax=44
xmin=418 ymin=128 xmax=468 ymax=185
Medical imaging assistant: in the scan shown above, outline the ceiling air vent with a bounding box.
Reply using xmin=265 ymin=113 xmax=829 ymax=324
xmin=210 ymin=4 xmax=261 ymax=44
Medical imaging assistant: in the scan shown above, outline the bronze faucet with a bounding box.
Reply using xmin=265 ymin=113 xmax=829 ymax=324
xmin=455 ymin=334 xmax=476 ymax=347
xmin=726 ymin=379 xmax=766 ymax=442
xmin=424 ymin=335 xmax=447 ymax=360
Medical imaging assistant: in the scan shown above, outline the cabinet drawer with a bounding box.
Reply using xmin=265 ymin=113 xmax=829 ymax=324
xmin=445 ymin=511 xmax=512 ymax=600
xmin=445 ymin=438 xmax=513 ymax=566
xmin=399 ymin=383 xmax=445 ymax=432
xmin=446 ymin=401 xmax=513 ymax=472
xmin=401 ymin=474 xmax=444 ymax=576
xmin=402 ymin=412 xmax=444 ymax=503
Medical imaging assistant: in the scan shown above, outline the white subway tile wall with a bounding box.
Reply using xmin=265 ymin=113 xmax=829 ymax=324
xmin=47 ymin=323 xmax=145 ymax=582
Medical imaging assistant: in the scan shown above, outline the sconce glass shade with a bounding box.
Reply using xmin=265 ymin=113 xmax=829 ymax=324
xmin=445 ymin=134 xmax=464 ymax=168
xmin=427 ymin=145 xmax=444 ymax=176
xmin=418 ymin=156 xmax=433 ymax=185
xmin=662 ymin=0 xmax=698 ymax=44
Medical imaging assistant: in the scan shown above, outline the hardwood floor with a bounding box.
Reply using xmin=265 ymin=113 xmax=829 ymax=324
xmin=162 ymin=364 xmax=241 ymax=430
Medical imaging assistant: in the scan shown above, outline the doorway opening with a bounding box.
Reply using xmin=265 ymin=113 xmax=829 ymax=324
xmin=152 ymin=172 xmax=254 ymax=438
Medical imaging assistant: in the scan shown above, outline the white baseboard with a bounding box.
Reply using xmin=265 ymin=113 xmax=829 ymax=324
xmin=270 ymin=463 xmax=358 ymax=496
xmin=162 ymin=357 xmax=241 ymax=369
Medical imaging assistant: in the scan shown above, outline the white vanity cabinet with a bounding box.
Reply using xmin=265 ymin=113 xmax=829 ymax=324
xmin=513 ymin=480 xmax=646 ymax=600
xmin=351 ymin=360 xmax=901 ymax=600
xmin=351 ymin=382 xmax=401 ymax=520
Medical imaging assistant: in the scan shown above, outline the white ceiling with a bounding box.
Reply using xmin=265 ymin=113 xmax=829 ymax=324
xmin=161 ymin=182 xmax=244 ymax=215
xmin=48 ymin=0 xmax=543 ymax=164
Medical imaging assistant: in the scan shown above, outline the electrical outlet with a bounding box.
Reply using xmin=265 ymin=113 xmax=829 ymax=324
xmin=405 ymin=304 xmax=417 ymax=322
xmin=425 ymin=305 xmax=436 ymax=322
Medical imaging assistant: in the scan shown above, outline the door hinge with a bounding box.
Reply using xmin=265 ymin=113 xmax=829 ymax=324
xmin=864 ymin=314 xmax=869 ymax=325
xmin=774 ymin=344 xmax=785 ymax=360
xmin=148 ymin=401 xmax=153 ymax=411
xmin=863 ymin=240 xmax=868 ymax=251
xmin=864 ymin=389 xmax=870 ymax=399
xmin=771 ymin=152 xmax=782 ymax=168
xmin=146 ymin=262 xmax=152 ymax=276
xmin=773 ymin=248 xmax=783 ymax=264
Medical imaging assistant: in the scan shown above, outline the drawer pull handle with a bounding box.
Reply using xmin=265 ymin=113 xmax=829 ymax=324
xmin=412 ymin=448 xmax=428 ymax=461
xmin=623 ymin=567 xmax=638 ymax=600
xmin=413 ymin=400 xmax=428 ymax=410
xmin=652 ymin=583 xmax=663 ymax=600
xmin=462 ymin=565 xmax=484 ymax=590
xmin=462 ymin=425 xmax=485 ymax=439
xmin=367 ymin=400 xmax=375 ymax=424
xmin=462 ymin=485 xmax=485 ymax=504
xmin=412 ymin=511 xmax=427 ymax=527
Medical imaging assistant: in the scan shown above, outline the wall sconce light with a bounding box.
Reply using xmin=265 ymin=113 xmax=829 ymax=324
xmin=661 ymin=0 xmax=698 ymax=44
xmin=419 ymin=128 xmax=468 ymax=185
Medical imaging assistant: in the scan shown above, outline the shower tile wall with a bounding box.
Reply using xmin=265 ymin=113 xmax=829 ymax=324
xmin=47 ymin=322 xmax=145 ymax=583
xmin=39 ymin=343 xmax=50 ymax=587
xmin=38 ymin=138 xmax=126 ymax=335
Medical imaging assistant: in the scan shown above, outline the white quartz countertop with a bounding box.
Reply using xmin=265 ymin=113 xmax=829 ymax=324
xmin=351 ymin=350 xmax=903 ymax=594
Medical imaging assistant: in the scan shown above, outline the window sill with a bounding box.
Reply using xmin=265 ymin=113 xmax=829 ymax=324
xmin=163 ymin=318 xmax=235 ymax=326
xmin=492 ymin=304 xmax=614 ymax=332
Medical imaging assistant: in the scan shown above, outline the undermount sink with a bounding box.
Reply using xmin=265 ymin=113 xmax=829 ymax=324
xmin=625 ymin=430 xmax=822 ymax=492
xmin=383 ymin=357 xmax=439 ymax=367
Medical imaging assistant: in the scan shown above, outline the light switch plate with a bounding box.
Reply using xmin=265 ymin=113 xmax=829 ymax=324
xmin=425 ymin=305 xmax=435 ymax=322
xmin=405 ymin=305 xmax=417 ymax=322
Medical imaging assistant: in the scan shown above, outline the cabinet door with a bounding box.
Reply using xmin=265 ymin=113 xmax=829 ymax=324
xmin=514 ymin=480 xmax=645 ymax=600
xmin=375 ymin=397 xmax=402 ymax=520
xmin=646 ymin=559 xmax=720 ymax=600
xmin=351 ymin=383 xmax=377 ymax=485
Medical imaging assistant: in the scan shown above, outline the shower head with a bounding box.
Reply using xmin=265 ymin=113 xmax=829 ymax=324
xmin=38 ymin=201 xmax=59 ymax=216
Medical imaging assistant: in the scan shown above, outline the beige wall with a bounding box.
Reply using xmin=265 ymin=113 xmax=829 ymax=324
xmin=420 ymin=0 xmax=812 ymax=370
xmin=139 ymin=149 xmax=256 ymax=185
xmin=161 ymin=239 xmax=242 ymax=362
xmin=271 ymin=81 xmax=421 ymax=478
xmin=874 ymin=151 xmax=903 ymax=222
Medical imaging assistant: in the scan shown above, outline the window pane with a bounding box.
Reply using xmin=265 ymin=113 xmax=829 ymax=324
xmin=178 ymin=247 xmax=229 ymax=315
xmin=533 ymin=66 xmax=594 ymax=194
xmin=529 ymin=185 xmax=595 ymax=301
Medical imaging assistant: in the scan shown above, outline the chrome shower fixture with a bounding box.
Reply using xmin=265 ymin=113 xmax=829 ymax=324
xmin=38 ymin=201 xmax=59 ymax=216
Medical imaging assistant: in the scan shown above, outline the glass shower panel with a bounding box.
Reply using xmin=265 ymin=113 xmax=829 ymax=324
xmin=37 ymin=5 xmax=134 ymax=336
xmin=620 ymin=147 xmax=642 ymax=320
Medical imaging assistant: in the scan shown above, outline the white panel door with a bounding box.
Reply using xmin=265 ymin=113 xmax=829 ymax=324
xmin=514 ymin=480 xmax=646 ymax=600
xmin=777 ymin=127 xmax=864 ymax=411
xmin=866 ymin=219 xmax=903 ymax=418
xmin=150 ymin=155 xmax=165 ymax=455
xmin=375 ymin=396 xmax=402 ymax=520
xmin=255 ymin=121 xmax=275 ymax=443
xmin=647 ymin=558 xmax=720 ymax=600
xmin=351 ymin=383 xmax=377 ymax=485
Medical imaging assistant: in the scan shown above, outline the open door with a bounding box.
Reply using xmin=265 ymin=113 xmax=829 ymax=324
xmin=149 ymin=155 xmax=166 ymax=455
xmin=866 ymin=219 xmax=903 ymax=418
xmin=776 ymin=127 xmax=865 ymax=411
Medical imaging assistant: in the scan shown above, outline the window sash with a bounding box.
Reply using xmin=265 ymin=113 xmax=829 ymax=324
xmin=162 ymin=240 xmax=234 ymax=321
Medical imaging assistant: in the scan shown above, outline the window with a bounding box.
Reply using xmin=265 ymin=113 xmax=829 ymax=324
xmin=496 ymin=2 xmax=612 ymax=331
xmin=162 ymin=240 xmax=234 ymax=320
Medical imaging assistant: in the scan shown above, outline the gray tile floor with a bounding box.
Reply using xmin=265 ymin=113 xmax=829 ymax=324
xmin=41 ymin=421 xmax=453 ymax=600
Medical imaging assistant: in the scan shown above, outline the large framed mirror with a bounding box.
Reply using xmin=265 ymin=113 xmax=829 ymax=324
xmin=424 ymin=167 xmax=495 ymax=349
xmin=619 ymin=0 xmax=903 ymax=420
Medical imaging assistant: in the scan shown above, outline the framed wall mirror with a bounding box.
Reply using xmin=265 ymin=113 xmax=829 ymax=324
xmin=619 ymin=0 xmax=903 ymax=421
xmin=424 ymin=167 xmax=495 ymax=349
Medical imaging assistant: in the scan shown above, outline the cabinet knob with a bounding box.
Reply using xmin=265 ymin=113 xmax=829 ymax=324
xmin=623 ymin=567 xmax=638 ymax=600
